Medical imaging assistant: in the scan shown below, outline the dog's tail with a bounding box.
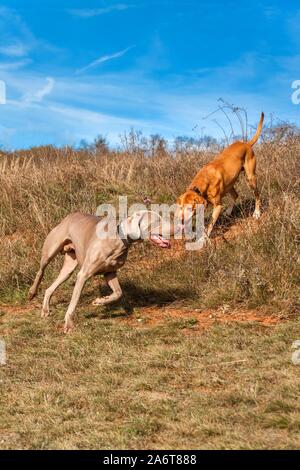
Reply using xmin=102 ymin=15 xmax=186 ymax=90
xmin=249 ymin=112 xmax=264 ymax=146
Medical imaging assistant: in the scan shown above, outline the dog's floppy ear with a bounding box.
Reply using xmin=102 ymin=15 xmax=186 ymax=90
xmin=193 ymin=193 xmax=207 ymax=208
xmin=121 ymin=214 xmax=141 ymax=241
xmin=122 ymin=211 xmax=149 ymax=241
xmin=138 ymin=211 xmax=161 ymax=238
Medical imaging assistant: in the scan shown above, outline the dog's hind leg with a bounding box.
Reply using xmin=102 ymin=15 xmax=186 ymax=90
xmin=28 ymin=245 xmax=59 ymax=301
xmin=28 ymin=263 xmax=47 ymax=301
xmin=244 ymin=151 xmax=261 ymax=219
xmin=28 ymin=223 xmax=70 ymax=300
xmin=41 ymin=251 xmax=78 ymax=318
xmin=93 ymin=272 xmax=123 ymax=306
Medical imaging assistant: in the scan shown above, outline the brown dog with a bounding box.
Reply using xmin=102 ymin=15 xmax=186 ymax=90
xmin=176 ymin=112 xmax=264 ymax=238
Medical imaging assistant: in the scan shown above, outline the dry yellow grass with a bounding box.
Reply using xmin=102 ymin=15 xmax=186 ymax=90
xmin=1 ymin=307 xmax=300 ymax=449
xmin=0 ymin=138 xmax=298 ymax=311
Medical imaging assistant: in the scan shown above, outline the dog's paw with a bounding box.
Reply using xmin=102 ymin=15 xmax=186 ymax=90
xmin=63 ymin=321 xmax=74 ymax=334
xmin=92 ymin=296 xmax=110 ymax=306
xmin=28 ymin=290 xmax=35 ymax=301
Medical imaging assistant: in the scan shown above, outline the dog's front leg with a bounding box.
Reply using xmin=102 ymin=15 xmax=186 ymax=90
xmin=206 ymin=204 xmax=223 ymax=238
xmin=225 ymin=188 xmax=239 ymax=216
xmin=93 ymin=272 xmax=123 ymax=306
xmin=64 ymin=270 xmax=89 ymax=333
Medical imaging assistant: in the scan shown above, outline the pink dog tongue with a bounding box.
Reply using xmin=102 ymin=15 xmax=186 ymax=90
xmin=150 ymin=235 xmax=170 ymax=248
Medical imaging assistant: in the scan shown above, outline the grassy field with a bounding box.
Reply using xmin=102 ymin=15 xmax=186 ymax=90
xmin=1 ymin=305 xmax=300 ymax=449
xmin=0 ymin=136 xmax=299 ymax=449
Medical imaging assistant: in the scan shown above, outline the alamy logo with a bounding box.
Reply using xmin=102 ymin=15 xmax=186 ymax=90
xmin=95 ymin=197 xmax=206 ymax=251
xmin=0 ymin=340 xmax=6 ymax=365
xmin=291 ymin=80 xmax=300 ymax=105
xmin=292 ymin=341 xmax=300 ymax=365
xmin=0 ymin=80 xmax=6 ymax=104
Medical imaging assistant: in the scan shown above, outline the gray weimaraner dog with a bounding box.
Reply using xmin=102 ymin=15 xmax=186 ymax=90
xmin=29 ymin=210 xmax=171 ymax=332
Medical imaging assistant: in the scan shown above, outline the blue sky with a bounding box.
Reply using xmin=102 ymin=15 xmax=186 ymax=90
xmin=0 ymin=0 xmax=299 ymax=149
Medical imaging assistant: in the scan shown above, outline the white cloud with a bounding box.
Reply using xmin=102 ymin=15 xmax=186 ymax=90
xmin=0 ymin=59 xmax=32 ymax=71
xmin=22 ymin=77 xmax=55 ymax=104
xmin=0 ymin=42 xmax=29 ymax=57
xmin=0 ymin=6 xmax=61 ymax=62
xmin=76 ymin=46 xmax=135 ymax=74
xmin=67 ymin=4 xmax=132 ymax=18
xmin=1 ymin=49 xmax=299 ymax=149
xmin=0 ymin=7 xmax=34 ymax=57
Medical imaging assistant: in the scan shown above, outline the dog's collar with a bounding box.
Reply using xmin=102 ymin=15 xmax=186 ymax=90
xmin=117 ymin=222 xmax=133 ymax=247
xmin=190 ymin=186 xmax=203 ymax=198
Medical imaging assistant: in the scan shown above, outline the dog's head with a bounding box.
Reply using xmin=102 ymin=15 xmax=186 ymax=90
xmin=120 ymin=210 xmax=171 ymax=248
xmin=175 ymin=190 xmax=207 ymax=225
